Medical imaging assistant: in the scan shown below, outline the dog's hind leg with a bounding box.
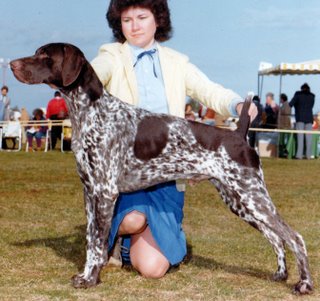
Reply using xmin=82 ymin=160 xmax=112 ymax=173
xmin=248 ymin=211 xmax=312 ymax=294
xmin=210 ymin=176 xmax=313 ymax=294
xmin=210 ymin=178 xmax=287 ymax=279
xmin=71 ymin=186 xmax=117 ymax=288
xmin=270 ymin=217 xmax=313 ymax=294
xmin=246 ymin=213 xmax=312 ymax=294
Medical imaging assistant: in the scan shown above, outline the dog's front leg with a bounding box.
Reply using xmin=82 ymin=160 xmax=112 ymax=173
xmin=72 ymin=186 xmax=117 ymax=289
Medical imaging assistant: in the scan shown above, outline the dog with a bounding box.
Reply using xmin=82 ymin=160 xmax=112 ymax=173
xmin=10 ymin=43 xmax=313 ymax=294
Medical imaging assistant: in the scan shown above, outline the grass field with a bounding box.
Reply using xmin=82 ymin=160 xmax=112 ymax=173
xmin=0 ymin=151 xmax=319 ymax=301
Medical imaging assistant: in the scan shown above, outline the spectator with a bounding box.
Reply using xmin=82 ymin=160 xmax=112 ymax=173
xmin=248 ymin=95 xmax=263 ymax=148
xmin=26 ymin=108 xmax=47 ymax=152
xmin=0 ymin=86 xmax=11 ymax=149
xmin=313 ymin=112 xmax=320 ymax=130
xmin=277 ymin=93 xmax=292 ymax=157
xmin=0 ymin=86 xmax=11 ymax=122
xmin=279 ymin=93 xmax=291 ymax=129
xmin=312 ymin=115 xmax=319 ymax=130
xmin=1 ymin=110 xmax=22 ymax=150
xmin=289 ymin=83 xmax=315 ymax=159
xmin=263 ymin=92 xmax=279 ymax=129
xmin=11 ymin=110 xmax=22 ymax=122
xmin=46 ymin=91 xmax=68 ymax=149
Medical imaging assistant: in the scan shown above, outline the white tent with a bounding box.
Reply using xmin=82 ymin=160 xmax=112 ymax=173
xmin=257 ymin=59 xmax=320 ymax=97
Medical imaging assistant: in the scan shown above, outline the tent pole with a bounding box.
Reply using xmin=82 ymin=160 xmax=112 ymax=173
xmin=258 ymin=75 xmax=264 ymax=99
xmin=279 ymin=72 xmax=283 ymax=100
xmin=276 ymin=71 xmax=283 ymax=158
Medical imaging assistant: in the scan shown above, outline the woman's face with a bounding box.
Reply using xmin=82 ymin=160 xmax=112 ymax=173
xmin=121 ymin=6 xmax=157 ymax=49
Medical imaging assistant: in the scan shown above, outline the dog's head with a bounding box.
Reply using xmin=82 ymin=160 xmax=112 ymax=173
xmin=10 ymin=43 xmax=86 ymax=89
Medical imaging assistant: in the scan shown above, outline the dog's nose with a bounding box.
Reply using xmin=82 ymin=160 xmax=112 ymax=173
xmin=10 ymin=59 xmax=23 ymax=70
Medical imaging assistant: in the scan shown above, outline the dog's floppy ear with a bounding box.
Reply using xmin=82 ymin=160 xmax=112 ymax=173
xmin=61 ymin=44 xmax=85 ymax=86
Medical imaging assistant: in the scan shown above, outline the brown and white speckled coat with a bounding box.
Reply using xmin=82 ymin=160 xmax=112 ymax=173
xmin=10 ymin=43 xmax=312 ymax=295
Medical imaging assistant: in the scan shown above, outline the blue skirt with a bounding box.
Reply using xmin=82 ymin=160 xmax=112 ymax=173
xmin=108 ymin=181 xmax=187 ymax=266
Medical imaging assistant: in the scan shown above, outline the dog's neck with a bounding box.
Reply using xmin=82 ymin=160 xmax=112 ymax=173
xmin=62 ymin=61 xmax=103 ymax=104
xmin=60 ymin=62 xmax=104 ymax=139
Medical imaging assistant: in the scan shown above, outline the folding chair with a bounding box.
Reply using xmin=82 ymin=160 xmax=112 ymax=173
xmin=61 ymin=119 xmax=72 ymax=153
xmin=0 ymin=121 xmax=22 ymax=152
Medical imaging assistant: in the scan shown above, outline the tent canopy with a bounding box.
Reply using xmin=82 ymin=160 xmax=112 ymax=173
xmin=258 ymin=59 xmax=320 ymax=76
xmin=258 ymin=59 xmax=320 ymax=97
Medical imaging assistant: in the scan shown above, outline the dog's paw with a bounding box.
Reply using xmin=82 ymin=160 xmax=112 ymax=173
xmin=272 ymin=270 xmax=288 ymax=282
xmin=71 ymin=273 xmax=101 ymax=289
xmin=293 ymin=280 xmax=313 ymax=295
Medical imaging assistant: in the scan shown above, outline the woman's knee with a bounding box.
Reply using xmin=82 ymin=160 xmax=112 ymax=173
xmin=118 ymin=211 xmax=147 ymax=235
xmin=129 ymin=226 xmax=170 ymax=279
xmin=133 ymin=256 xmax=169 ymax=279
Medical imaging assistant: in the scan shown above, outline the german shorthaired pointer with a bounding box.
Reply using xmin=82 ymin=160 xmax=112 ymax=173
xmin=10 ymin=43 xmax=312 ymax=294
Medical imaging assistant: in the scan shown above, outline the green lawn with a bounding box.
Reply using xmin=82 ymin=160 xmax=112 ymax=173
xmin=0 ymin=152 xmax=319 ymax=300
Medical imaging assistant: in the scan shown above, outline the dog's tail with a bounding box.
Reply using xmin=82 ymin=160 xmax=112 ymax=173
xmin=236 ymin=97 xmax=252 ymax=140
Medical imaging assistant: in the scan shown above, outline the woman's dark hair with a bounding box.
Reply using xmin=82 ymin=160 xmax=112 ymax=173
xmin=106 ymin=0 xmax=172 ymax=43
xmin=280 ymin=93 xmax=288 ymax=102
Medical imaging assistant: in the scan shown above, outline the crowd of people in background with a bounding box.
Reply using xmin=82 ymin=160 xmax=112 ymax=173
xmin=0 ymin=82 xmax=319 ymax=158
xmin=184 ymin=82 xmax=319 ymax=159
xmin=0 ymin=88 xmax=69 ymax=151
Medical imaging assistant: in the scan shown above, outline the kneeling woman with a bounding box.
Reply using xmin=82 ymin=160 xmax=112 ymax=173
xmin=91 ymin=0 xmax=256 ymax=278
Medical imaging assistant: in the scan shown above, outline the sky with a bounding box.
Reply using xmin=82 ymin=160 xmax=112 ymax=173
xmin=1 ymin=0 xmax=320 ymax=114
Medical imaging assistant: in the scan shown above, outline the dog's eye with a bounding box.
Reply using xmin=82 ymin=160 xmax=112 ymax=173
xmin=39 ymin=53 xmax=49 ymax=59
